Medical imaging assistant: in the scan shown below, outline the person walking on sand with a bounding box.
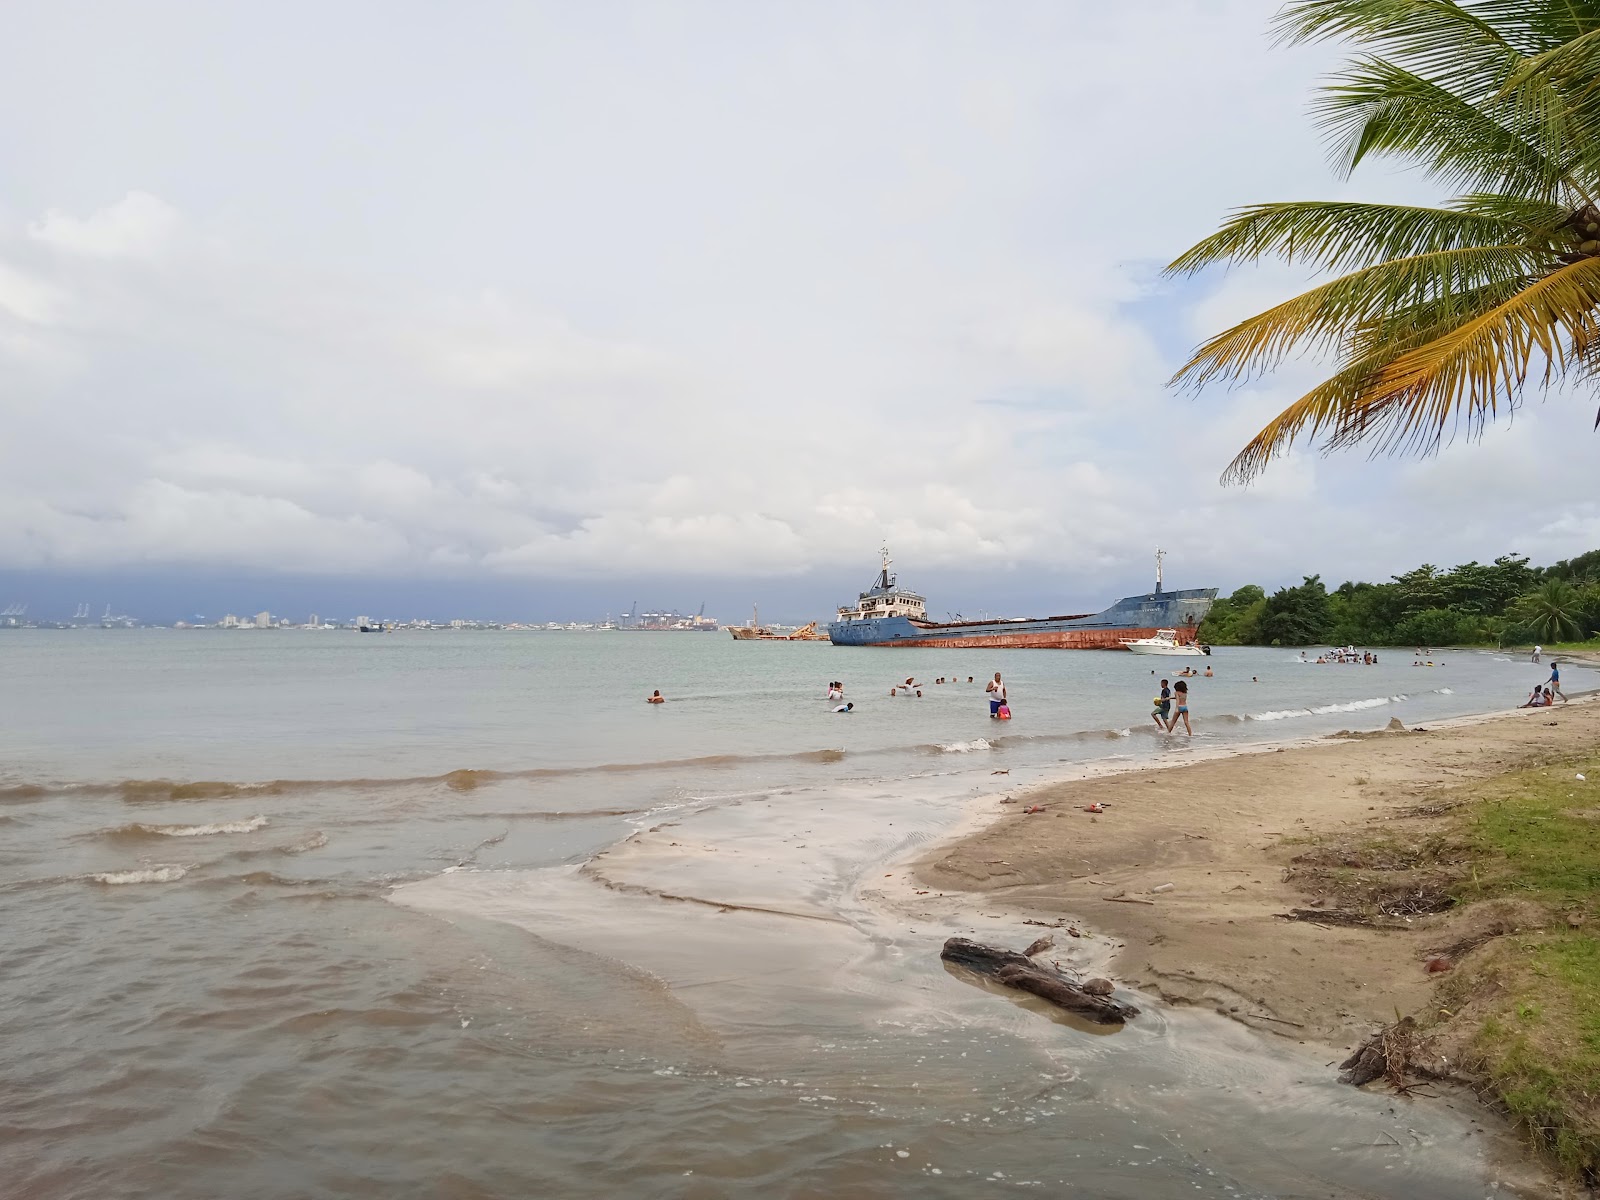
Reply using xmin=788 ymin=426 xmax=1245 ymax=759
xmin=1151 ymin=678 xmax=1171 ymax=730
xmin=1166 ymin=680 xmax=1192 ymax=736
xmin=986 ymin=672 xmax=1007 ymax=718
xmin=1546 ymin=661 xmax=1567 ymax=704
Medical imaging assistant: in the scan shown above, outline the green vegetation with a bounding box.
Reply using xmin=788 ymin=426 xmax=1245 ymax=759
xmin=1446 ymin=753 xmax=1600 ymax=1176
xmin=1290 ymin=748 xmax=1600 ymax=1175
xmin=1167 ymin=1 xmax=1600 ymax=482
xmin=1200 ymin=549 xmax=1600 ymax=646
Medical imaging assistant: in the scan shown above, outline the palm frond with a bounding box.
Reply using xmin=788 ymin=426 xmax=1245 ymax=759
xmin=1165 ymin=199 xmax=1544 ymax=276
xmin=1330 ymin=253 xmax=1600 ymax=453
xmin=1172 ymin=244 xmax=1543 ymax=389
xmin=1314 ymin=56 xmax=1571 ymax=197
xmin=1217 ymin=273 xmax=1535 ymax=482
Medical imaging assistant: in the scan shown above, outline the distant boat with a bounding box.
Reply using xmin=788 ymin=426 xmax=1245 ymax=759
xmin=728 ymin=605 xmax=828 ymax=641
xmin=1120 ymin=629 xmax=1208 ymax=656
xmin=359 ymin=623 xmax=385 ymax=633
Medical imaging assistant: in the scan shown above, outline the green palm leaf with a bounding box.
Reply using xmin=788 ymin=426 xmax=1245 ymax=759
xmin=1168 ymin=0 xmax=1600 ymax=481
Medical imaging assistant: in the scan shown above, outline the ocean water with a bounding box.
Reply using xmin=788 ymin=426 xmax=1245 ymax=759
xmin=1 ymin=629 xmax=1588 ymax=1199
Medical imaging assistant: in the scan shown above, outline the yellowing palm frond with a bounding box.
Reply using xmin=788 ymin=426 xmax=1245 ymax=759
xmin=1171 ymin=244 xmax=1542 ymax=390
xmin=1329 ymin=253 xmax=1600 ymax=453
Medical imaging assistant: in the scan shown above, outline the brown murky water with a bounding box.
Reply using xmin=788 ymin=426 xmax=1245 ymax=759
xmin=3 ymin=632 xmax=1561 ymax=1197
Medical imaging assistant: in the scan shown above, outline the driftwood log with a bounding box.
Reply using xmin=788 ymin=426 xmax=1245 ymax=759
xmin=940 ymin=937 xmax=1139 ymax=1025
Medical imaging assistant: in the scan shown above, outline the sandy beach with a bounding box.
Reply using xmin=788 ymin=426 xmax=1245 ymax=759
xmin=911 ymin=698 xmax=1600 ymax=1051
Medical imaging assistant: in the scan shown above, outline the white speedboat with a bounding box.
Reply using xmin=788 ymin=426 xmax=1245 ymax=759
xmin=1120 ymin=629 xmax=1207 ymax=656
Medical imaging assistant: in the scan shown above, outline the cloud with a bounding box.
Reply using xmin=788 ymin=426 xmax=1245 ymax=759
xmin=0 ymin=1 xmax=1596 ymax=604
xmin=28 ymin=191 xmax=180 ymax=260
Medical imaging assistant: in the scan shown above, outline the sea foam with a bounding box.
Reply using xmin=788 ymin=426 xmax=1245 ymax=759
xmin=91 ymin=865 xmax=190 ymax=885
xmin=137 ymin=816 xmax=268 ymax=838
xmin=938 ymin=739 xmax=993 ymax=753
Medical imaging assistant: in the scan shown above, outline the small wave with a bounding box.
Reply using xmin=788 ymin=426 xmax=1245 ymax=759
xmin=1249 ymin=708 xmax=1310 ymax=722
xmin=1438 ymin=687 xmax=1454 ymax=694
xmin=282 ymin=831 xmax=328 ymax=854
xmin=90 ymin=865 xmax=190 ymax=885
xmin=937 ymin=739 xmax=993 ymax=754
xmin=1309 ymin=697 xmax=1392 ymax=715
xmin=0 ymin=783 xmax=48 ymax=804
xmin=106 ymin=816 xmax=268 ymax=840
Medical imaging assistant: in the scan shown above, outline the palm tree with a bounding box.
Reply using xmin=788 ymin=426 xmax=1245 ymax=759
xmin=1515 ymin=579 xmax=1585 ymax=642
xmin=1167 ymin=1 xmax=1600 ymax=483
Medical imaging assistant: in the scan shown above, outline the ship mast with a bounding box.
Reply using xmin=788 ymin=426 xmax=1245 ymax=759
xmin=879 ymin=544 xmax=893 ymax=591
xmin=1154 ymin=547 xmax=1166 ymax=594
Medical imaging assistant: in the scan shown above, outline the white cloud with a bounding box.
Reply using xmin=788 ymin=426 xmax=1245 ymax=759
xmin=27 ymin=191 xmax=180 ymax=260
xmin=0 ymin=1 xmax=1595 ymax=598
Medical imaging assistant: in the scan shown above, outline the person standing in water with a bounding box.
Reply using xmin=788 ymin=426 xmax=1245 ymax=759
xmin=986 ymin=672 xmax=1007 ymax=718
xmin=1166 ymin=680 xmax=1192 ymax=736
xmin=1532 ymin=644 xmax=1542 ymax=664
xmin=1151 ymin=678 xmax=1171 ymax=730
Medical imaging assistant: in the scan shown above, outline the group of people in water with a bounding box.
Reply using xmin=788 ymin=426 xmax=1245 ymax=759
xmin=1300 ymin=648 xmax=1381 ymax=665
xmin=816 ymin=672 xmax=1013 ymax=718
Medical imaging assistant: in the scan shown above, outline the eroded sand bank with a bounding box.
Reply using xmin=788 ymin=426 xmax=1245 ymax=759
xmin=911 ymin=699 xmax=1600 ymax=1049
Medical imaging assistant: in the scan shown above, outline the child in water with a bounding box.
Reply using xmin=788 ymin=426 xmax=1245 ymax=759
xmin=1166 ymin=680 xmax=1191 ymax=736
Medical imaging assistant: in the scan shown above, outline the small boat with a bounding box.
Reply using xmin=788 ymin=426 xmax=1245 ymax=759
xmin=1120 ymin=629 xmax=1208 ymax=656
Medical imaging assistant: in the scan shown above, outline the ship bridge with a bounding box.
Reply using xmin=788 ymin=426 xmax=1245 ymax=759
xmin=835 ymin=548 xmax=926 ymax=623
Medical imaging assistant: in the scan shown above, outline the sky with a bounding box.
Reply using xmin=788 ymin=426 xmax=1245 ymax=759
xmin=2 ymin=0 xmax=1597 ymax=624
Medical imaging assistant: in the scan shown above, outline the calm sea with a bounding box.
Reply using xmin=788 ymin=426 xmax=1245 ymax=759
xmin=2 ymin=629 xmax=1584 ymax=1199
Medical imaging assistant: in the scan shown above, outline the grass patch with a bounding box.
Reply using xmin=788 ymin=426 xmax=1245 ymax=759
xmin=1290 ymin=748 xmax=1600 ymax=1177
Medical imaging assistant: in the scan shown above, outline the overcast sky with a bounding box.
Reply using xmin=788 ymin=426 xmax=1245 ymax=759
xmin=2 ymin=1 xmax=1597 ymax=621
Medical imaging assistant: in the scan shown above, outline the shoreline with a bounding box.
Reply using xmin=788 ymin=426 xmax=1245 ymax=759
xmin=886 ymin=697 xmax=1597 ymax=1048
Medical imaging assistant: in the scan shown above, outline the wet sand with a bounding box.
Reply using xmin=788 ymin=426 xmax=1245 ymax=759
xmin=909 ymin=698 xmax=1600 ymax=1050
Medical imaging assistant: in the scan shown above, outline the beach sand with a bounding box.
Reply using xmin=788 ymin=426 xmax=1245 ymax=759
xmin=910 ymin=699 xmax=1600 ymax=1050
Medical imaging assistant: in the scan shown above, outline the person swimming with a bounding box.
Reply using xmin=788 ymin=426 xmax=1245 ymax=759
xmin=832 ymin=701 xmax=853 ymax=713
xmin=646 ymin=690 xmax=665 ymax=704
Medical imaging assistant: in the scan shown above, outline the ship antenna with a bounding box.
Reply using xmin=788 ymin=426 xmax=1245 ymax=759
xmin=880 ymin=544 xmax=893 ymax=590
xmin=1154 ymin=547 xmax=1166 ymax=594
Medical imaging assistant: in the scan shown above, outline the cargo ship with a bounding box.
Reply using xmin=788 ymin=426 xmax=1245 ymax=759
xmin=828 ymin=549 xmax=1215 ymax=649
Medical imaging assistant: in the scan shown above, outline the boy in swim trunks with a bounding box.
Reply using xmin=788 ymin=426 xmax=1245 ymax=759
xmin=1151 ymin=679 xmax=1171 ymax=729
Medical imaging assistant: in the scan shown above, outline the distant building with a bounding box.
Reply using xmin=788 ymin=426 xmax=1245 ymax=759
xmin=253 ymin=611 xmax=271 ymax=628
xmin=308 ymin=614 xmax=320 ymax=628
xmin=221 ymin=614 xmax=240 ymax=628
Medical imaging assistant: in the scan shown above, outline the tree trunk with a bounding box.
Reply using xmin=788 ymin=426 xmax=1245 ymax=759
xmin=940 ymin=937 xmax=1139 ymax=1024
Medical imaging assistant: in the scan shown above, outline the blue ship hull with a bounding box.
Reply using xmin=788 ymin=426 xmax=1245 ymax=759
xmin=828 ymin=588 xmax=1216 ymax=649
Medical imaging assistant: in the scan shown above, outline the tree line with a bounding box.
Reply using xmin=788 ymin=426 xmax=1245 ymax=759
xmin=1198 ymin=550 xmax=1600 ymax=648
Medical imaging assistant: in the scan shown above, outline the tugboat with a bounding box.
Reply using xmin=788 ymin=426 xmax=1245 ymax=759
xmin=829 ymin=548 xmax=1215 ymax=649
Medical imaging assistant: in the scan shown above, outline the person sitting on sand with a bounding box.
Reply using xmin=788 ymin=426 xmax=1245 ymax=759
xmin=647 ymin=690 xmax=665 ymax=704
xmin=1521 ymin=686 xmax=1546 ymax=708
xmin=1166 ymin=680 xmax=1192 ymax=736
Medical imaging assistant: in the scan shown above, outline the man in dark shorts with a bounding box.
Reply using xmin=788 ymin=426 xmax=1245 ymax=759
xmin=1151 ymin=679 xmax=1171 ymax=729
